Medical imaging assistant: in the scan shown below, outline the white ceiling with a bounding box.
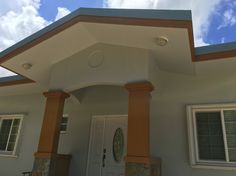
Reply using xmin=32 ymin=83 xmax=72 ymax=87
xmin=82 ymin=23 xmax=195 ymax=74
xmin=2 ymin=21 xmax=226 ymax=96
xmin=2 ymin=22 xmax=194 ymax=75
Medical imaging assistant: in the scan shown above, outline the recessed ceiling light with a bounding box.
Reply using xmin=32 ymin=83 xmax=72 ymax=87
xmin=22 ymin=63 xmax=32 ymax=70
xmin=155 ymin=36 xmax=168 ymax=46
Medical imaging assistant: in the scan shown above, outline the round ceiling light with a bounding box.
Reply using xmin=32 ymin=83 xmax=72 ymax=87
xmin=155 ymin=36 xmax=168 ymax=46
xmin=22 ymin=63 xmax=32 ymax=70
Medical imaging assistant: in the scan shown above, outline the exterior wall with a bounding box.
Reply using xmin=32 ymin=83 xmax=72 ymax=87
xmin=2 ymin=72 xmax=236 ymax=176
xmin=0 ymin=94 xmax=45 ymax=176
xmin=0 ymin=86 xmax=128 ymax=176
xmin=150 ymin=71 xmax=236 ymax=176
xmin=59 ymin=72 xmax=236 ymax=176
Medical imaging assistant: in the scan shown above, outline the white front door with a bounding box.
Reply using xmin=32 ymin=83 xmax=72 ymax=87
xmin=86 ymin=115 xmax=127 ymax=176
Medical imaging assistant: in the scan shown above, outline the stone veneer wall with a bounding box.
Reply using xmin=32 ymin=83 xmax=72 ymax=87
xmin=126 ymin=159 xmax=161 ymax=176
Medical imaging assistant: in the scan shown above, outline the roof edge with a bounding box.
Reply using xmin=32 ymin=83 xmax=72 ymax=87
xmin=77 ymin=8 xmax=192 ymax=20
xmin=194 ymin=42 xmax=236 ymax=61
xmin=0 ymin=75 xmax=34 ymax=87
xmin=0 ymin=8 xmax=192 ymax=63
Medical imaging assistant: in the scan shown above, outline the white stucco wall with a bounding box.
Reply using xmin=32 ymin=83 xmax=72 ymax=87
xmin=59 ymin=72 xmax=236 ymax=176
xmin=0 ymin=94 xmax=45 ymax=176
xmin=49 ymin=43 xmax=149 ymax=91
xmin=0 ymin=86 xmax=128 ymax=176
xmin=150 ymin=71 xmax=236 ymax=176
xmin=1 ymin=71 xmax=236 ymax=176
xmin=58 ymin=85 xmax=129 ymax=176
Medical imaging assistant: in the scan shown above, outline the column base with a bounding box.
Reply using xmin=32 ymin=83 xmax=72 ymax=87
xmin=32 ymin=153 xmax=71 ymax=176
xmin=125 ymin=157 xmax=161 ymax=176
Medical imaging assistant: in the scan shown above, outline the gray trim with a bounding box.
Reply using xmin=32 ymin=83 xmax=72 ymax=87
xmin=77 ymin=8 xmax=192 ymax=20
xmin=196 ymin=42 xmax=236 ymax=55
xmin=0 ymin=75 xmax=25 ymax=83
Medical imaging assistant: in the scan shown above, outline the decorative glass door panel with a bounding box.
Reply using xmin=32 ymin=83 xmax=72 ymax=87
xmin=113 ymin=128 xmax=124 ymax=163
xmin=87 ymin=115 xmax=127 ymax=176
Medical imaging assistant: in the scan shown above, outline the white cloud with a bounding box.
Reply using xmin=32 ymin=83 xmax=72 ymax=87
xmin=0 ymin=1 xmax=70 ymax=77
xmin=0 ymin=6 xmax=50 ymax=51
xmin=217 ymin=9 xmax=236 ymax=30
xmin=195 ymin=38 xmax=210 ymax=47
xmin=0 ymin=0 xmax=48 ymax=77
xmin=0 ymin=0 xmax=49 ymax=51
xmin=104 ymin=0 xmax=159 ymax=9
xmin=0 ymin=67 xmax=17 ymax=77
xmin=104 ymin=0 xmax=222 ymax=46
xmin=221 ymin=37 xmax=225 ymax=43
xmin=55 ymin=7 xmax=71 ymax=21
xmin=0 ymin=0 xmax=40 ymax=15
xmin=0 ymin=4 xmax=71 ymax=52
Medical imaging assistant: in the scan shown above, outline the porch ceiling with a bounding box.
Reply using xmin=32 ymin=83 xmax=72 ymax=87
xmin=1 ymin=20 xmax=194 ymax=90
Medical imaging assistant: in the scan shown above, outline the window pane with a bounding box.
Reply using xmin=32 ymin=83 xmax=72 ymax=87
xmin=61 ymin=117 xmax=68 ymax=123
xmin=60 ymin=125 xmax=67 ymax=132
xmin=224 ymin=110 xmax=236 ymax=162
xmin=7 ymin=142 xmax=15 ymax=151
xmin=196 ymin=112 xmax=225 ymax=161
xmin=0 ymin=119 xmax=13 ymax=151
xmin=13 ymin=119 xmax=20 ymax=126
xmin=60 ymin=116 xmax=68 ymax=132
xmin=7 ymin=119 xmax=20 ymax=151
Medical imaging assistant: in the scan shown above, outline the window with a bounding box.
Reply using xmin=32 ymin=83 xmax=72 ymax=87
xmin=187 ymin=104 xmax=236 ymax=169
xmin=60 ymin=115 xmax=68 ymax=133
xmin=0 ymin=114 xmax=23 ymax=156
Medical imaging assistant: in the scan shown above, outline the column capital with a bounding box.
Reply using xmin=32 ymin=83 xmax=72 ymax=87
xmin=43 ymin=90 xmax=70 ymax=99
xmin=125 ymin=82 xmax=154 ymax=92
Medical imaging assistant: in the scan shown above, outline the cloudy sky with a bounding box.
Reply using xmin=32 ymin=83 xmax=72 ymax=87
xmin=0 ymin=0 xmax=236 ymax=77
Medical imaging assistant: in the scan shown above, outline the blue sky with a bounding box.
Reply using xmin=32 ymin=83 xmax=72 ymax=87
xmin=207 ymin=1 xmax=236 ymax=44
xmin=0 ymin=0 xmax=235 ymax=77
xmin=39 ymin=0 xmax=103 ymax=21
xmin=0 ymin=0 xmax=236 ymax=50
xmin=38 ymin=0 xmax=236 ymax=46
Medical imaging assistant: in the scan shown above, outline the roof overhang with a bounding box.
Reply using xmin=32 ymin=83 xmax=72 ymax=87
xmin=0 ymin=8 xmax=235 ymax=92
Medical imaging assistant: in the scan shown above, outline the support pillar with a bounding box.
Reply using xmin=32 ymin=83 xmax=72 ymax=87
xmin=32 ymin=91 xmax=71 ymax=176
xmin=125 ymin=82 xmax=161 ymax=176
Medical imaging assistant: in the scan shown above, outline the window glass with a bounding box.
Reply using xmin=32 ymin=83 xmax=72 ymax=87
xmin=7 ymin=119 xmax=20 ymax=151
xmin=187 ymin=105 xmax=236 ymax=168
xmin=0 ymin=119 xmax=13 ymax=151
xmin=224 ymin=110 xmax=236 ymax=162
xmin=60 ymin=115 xmax=68 ymax=133
xmin=196 ymin=112 xmax=225 ymax=161
xmin=0 ymin=116 xmax=23 ymax=156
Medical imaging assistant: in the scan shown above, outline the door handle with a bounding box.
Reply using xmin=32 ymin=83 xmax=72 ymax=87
xmin=102 ymin=148 xmax=106 ymax=168
xmin=102 ymin=154 xmax=106 ymax=167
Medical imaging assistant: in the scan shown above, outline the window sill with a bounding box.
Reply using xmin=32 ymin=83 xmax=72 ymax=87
xmin=192 ymin=164 xmax=236 ymax=171
xmin=0 ymin=154 xmax=18 ymax=158
xmin=60 ymin=131 xmax=67 ymax=134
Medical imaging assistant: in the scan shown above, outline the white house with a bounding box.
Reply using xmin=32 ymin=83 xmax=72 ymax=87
xmin=0 ymin=8 xmax=236 ymax=176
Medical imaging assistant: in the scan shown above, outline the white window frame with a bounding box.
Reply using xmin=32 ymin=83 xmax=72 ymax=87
xmin=60 ymin=114 xmax=69 ymax=134
xmin=187 ymin=103 xmax=236 ymax=170
xmin=0 ymin=114 xmax=24 ymax=157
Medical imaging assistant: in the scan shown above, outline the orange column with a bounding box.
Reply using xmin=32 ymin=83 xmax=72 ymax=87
xmin=35 ymin=91 xmax=70 ymax=157
xmin=125 ymin=82 xmax=153 ymax=164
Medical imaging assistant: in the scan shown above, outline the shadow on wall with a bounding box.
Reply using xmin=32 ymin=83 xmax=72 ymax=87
xmin=59 ymin=85 xmax=129 ymax=176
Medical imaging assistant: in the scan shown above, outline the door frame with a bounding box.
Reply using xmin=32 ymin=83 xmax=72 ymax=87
xmin=86 ymin=114 xmax=128 ymax=176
